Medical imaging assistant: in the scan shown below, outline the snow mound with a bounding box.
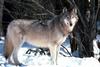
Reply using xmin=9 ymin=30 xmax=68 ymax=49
xmin=0 ymin=54 xmax=100 ymax=67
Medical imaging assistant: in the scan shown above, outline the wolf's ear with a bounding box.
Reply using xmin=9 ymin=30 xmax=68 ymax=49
xmin=71 ymin=8 xmax=77 ymax=14
xmin=63 ymin=7 xmax=68 ymax=13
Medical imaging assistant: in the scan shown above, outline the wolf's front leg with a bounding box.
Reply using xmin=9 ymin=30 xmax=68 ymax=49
xmin=49 ymin=45 xmax=59 ymax=65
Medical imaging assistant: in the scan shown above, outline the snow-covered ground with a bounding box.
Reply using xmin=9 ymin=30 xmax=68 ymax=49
xmin=0 ymin=36 xmax=100 ymax=67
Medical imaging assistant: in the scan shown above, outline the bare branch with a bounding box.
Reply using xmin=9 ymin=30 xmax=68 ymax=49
xmin=32 ymin=13 xmax=49 ymax=16
xmin=92 ymin=4 xmax=100 ymax=27
xmin=32 ymin=0 xmax=56 ymax=17
xmin=3 ymin=6 xmax=15 ymax=19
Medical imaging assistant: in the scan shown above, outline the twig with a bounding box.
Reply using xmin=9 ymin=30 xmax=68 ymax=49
xmin=61 ymin=45 xmax=72 ymax=57
xmin=92 ymin=4 xmax=100 ymax=27
xmin=3 ymin=6 xmax=15 ymax=19
xmin=32 ymin=0 xmax=56 ymax=17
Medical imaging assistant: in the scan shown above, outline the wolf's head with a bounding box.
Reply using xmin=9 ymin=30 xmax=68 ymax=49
xmin=60 ymin=7 xmax=78 ymax=32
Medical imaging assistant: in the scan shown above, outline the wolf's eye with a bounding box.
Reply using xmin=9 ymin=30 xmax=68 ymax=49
xmin=67 ymin=16 xmax=70 ymax=19
xmin=71 ymin=15 xmax=74 ymax=18
xmin=64 ymin=19 xmax=69 ymax=25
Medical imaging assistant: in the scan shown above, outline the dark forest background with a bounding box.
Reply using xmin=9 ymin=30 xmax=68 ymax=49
xmin=0 ymin=0 xmax=100 ymax=58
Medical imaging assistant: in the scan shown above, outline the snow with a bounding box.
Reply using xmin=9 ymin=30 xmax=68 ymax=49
xmin=93 ymin=39 xmax=100 ymax=59
xmin=0 ymin=36 xmax=100 ymax=67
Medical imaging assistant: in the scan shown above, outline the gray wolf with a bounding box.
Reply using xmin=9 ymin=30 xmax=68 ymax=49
xmin=4 ymin=8 xmax=78 ymax=65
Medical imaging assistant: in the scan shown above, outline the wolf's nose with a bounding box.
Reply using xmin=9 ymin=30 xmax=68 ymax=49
xmin=70 ymin=22 xmax=72 ymax=26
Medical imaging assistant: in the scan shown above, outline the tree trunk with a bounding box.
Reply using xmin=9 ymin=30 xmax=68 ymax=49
xmin=79 ymin=0 xmax=97 ymax=57
xmin=0 ymin=0 xmax=4 ymax=36
xmin=71 ymin=0 xmax=97 ymax=57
